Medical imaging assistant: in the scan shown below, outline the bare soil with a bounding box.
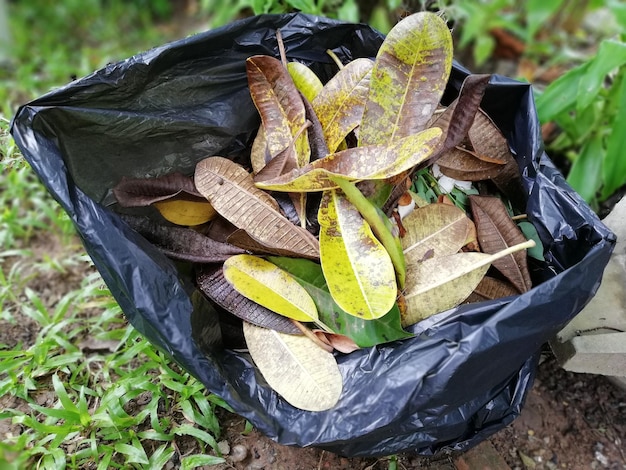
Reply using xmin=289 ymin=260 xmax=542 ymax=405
xmin=1 ymin=233 xmax=625 ymax=470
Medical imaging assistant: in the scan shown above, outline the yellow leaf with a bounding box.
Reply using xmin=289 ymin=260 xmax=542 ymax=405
xmin=312 ymin=58 xmax=373 ymax=152
xmin=256 ymin=127 xmax=442 ymax=192
xmin=401 ymin=203 xmax=473 ymax=261
xmin=318 ymin=190 xmax=397 ymax=319
xmin=153 ymin=198 xmax=216 ymax=226
xmin=223 ymin=254 xmax=318 ymax=323
xmin=244 ymin=322 xmax=342 ymax=411
xmin=287 ymin=61 xmax=324 ymax=102
xmin=402 ymin=240 xmax=534 ymax=326
xmin=359 ymin=12 xmax=453 ymax=146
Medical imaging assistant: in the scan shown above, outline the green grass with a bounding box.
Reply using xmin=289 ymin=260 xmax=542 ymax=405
xmin=0 ymin=2 xmax=230 ymax=468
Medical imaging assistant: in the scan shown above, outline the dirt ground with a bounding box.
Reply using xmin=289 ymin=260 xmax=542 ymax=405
xmin=1 ymin=233 xmax=625 ymax=470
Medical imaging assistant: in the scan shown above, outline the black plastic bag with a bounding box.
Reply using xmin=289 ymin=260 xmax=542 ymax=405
xmin=11 ymin=13 xmax=615 ymax=457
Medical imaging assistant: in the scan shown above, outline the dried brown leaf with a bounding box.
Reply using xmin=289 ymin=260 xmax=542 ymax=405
xmin=121 ymin=214 xmax=244 ymax=263
xmin=437 ymin=146 xmax=504 ymax=181
xmin=194 ymin=157 xmax=319 ymax=259
xmin=469 ymin=195 xmax=532 ymax=293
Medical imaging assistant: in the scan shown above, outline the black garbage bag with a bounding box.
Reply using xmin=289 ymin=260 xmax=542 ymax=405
xmin=10 ymin=13 xmax=615 ymax=458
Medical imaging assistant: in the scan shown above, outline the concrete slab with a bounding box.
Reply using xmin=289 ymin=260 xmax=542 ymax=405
xmin=552 ymin=197 xmax=626 ymax=381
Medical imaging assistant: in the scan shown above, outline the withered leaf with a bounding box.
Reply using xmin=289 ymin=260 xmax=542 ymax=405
xmin=437 ymin=146 xmax=505 ymax=181
xmin=402 ymin=240 xmax=534 ymax=326
xmin=312 ymin=58 xmax=373 ymax=153
xmin=401 ymin=203 xmax=474 ymax=261
xmin=196 ymin=265 xmax=301 ymax=335
xmin=469 ymin=110 xmax=525 ymax=209
xmin=256 ymin=127 xmax=442 ymax=192
xmin=359 ymin=12 xmax=453 ymax=146
xmin=464 ymin=275 xmax=520 ymax=304
xmin=312 ymin=330 xmax=360 ymax=354
xmin=469 ymin=195 xmax=532 ymax=293
xmin=243 ymin=322 xmax=343 ymax=412
xmin=247 ymin=55 xmax=310 ymax=167
xmin=112 ymin=172 xmax=203 ymax=206
xmin=121 ymin=214 xmax=244 ymax=263
xmin=194 ymin=157 xmax=319 ymax=259
xmin=428 ymin=74 xmax=491 ymax=157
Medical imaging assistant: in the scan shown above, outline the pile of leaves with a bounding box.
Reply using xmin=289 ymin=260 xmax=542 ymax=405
xmin=112 ymin=12 xmax=540 ymax=412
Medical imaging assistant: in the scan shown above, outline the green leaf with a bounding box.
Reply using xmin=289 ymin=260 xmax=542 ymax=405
xmin=318 ymin=190 xmax=397 ymax=319
xmin=359 ymin=11 xmax=453 ymax=146
xmin=312 ymin=58 xmax=373 ymax=152
xmin=180 ymin=455 xmax=226 ymax=470
xmin=517 ymin=221 xmax=545 ymax=261
xmin=577 ymin=40 xmax=626 ymax=112
xmin=114 ymin=442 xmax=149 ymax=465
xmin=601 ymin=70 xmax=626 ymax=199
xmin=287 ymin=61 xmax=323 ymax=102
xmin=566 ymin=131 xmax=603 ymax=204
xmin=223 ymin=254 xmax=319 ymax=323
xmin=269 ymin=256 xmax=413 ymax=347
xmin=256 ymin=127 xmax=442 ymax=192
xmin=535 ymin=63 xmax=587 ymax=122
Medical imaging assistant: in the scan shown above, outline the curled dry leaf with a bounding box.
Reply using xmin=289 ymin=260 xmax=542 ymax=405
xmin=196 ymin=264 xmax=302 ymax=335
xmin=468 ymin=110 xmax=525 ymax=209
xmin=223 ymin=254 xmax=320 ymax=324
xmin=112 ymin=172 xmax=202 ymax=206
xmin=313 ymin=330 xmax=360 ymax=354
xmin=469 ymin=195 xmax=532 ymax=293
xmin=401 ymin=203 xmax=474 ymax=262
xmin=247 ymin=55 xmax=310 ymax=166
xmin=195 ymin=157 xmax=319 ymax=259
xmin=243 ymin=322 xmax=343 ymax=412
xmin=113 ymin=172 xmax=216 ymax=226
xmin=436 ymin=146 xmax=505 ymax=182
xmin=121 ymin=214 xmax=244 ymax=263
xmin=318 ymin=190 xmax=397 ymax=320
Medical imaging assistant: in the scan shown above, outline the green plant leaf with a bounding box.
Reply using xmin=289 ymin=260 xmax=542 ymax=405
xmin=269 ymin=256 xmax=413 ymax=347
xmin=601 ymin=69 xmax=626 ymax=199
xmin=312 ymin=58 xmax=373 ymax=152
xmin=359 ymin=11 xmax=453 ymax=146
xmin=566 ymin=131 xmax=603 ymax=204
xmin=577 ymin=39 xmax=626 ymax=113
xmin=246 ymin=55 xmax=310 ymax=166
xmin=318 ymin=190 xmax=397 ymax=319
xmin=256 ymin=127 xmax=442 ymax=192
xmin=223 ymin=254 xmax=319 ymax=324
xmin=535 ymin=63 xmax=587 ymax=121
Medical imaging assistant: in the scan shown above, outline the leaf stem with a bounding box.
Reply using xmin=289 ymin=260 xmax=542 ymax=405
xmin=329 ymin=176 xmax=407 ymax=288
xmin=326 ymin=49 xmax=344 ymax=70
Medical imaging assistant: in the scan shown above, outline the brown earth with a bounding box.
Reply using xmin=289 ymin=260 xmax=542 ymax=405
xmin=1 ymin=233 xmax=625 ymax=470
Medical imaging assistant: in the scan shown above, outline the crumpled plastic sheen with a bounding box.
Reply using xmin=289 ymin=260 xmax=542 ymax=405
xmin=10 ymin=13 xmax=615 ymax=458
